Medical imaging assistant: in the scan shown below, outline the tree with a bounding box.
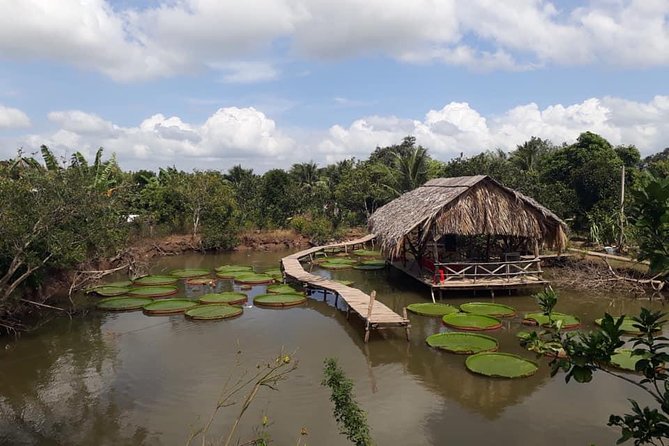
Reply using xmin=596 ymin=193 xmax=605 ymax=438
xmin=257 ymin=169 xmax=300 ymax=228
xmin=224 ymin=165 xmax=259 ymax=226
xmin=381 ymin=146 xmax=429 ymax=197
xmin=509 ymin=137 xmax=554 ymax=172
xmin=629 ymin=174 xmax=669 ymax=276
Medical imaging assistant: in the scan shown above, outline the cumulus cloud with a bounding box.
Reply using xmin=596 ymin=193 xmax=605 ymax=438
xmin=0 ymin=1 xmax=667 ymax=80
xmin=0 ymin=104 xmax=31 ymax=129
xmin=15 ymin=107 xmax=294 ymax=170
xmin=4 ymin=96 xmax=668 ymax=170
xmin=318 ymin=96 xmax=669 ymax=162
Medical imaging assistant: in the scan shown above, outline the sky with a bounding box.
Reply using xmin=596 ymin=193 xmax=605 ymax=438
xmin=0 ymin=0 xmax=668 ymax=172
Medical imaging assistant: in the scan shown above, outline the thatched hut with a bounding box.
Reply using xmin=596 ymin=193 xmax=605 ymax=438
xmin=368 ymin=175 xmax=568 ymax=294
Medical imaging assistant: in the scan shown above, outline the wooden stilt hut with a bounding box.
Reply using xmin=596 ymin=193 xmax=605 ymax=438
xmin=368 ymin=175 xmax=568 ymax=300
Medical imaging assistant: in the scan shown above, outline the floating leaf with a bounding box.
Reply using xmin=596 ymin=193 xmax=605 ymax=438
xmin=406 ymin=303 xmax=459 ymax=317
xmin=426 ymin=332 xmax=498 ymax=354
xmin=465 ymin=352 xmax=539 ymax=378
xmin=185 ymin=304 xmax=243 ymax=320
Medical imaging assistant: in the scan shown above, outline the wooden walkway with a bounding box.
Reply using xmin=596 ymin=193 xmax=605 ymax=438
xmin=281 ymin=234 xmax=410 ymax=343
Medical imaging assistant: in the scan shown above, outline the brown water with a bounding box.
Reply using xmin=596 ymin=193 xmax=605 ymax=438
xmin=0 ymin=250 xmax=666 ymax=445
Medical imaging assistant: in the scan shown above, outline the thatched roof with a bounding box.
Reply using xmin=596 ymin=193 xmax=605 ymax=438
xmin=368 ymin=175 xmax=568 ymax=256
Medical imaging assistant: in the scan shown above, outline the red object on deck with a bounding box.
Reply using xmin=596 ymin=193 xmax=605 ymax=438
xmin=439 ymin=269 xmax=445 ymax=283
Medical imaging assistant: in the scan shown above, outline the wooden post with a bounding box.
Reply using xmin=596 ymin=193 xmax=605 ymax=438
xmin=402 ymin=307 xmax=411 ymax=341
xmin=430 ymin=288 xmax=436 ymax=303
xmin=364 ymin=291 xmax=376 ymax=343
xmin=533 ymin=239 xmax=539 ymax=258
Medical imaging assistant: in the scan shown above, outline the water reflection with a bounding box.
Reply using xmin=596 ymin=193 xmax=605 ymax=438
xmin=0 ymin=249 xmax=666 ymax=445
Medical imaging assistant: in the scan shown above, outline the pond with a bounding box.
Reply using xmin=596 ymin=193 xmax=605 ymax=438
xmin=0 ymin=249 xmax=665 ymax=445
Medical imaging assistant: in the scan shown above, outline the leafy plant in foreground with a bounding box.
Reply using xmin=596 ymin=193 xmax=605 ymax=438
xmin=520 ymin=288 xmax=669 ymax=445
xmin=322 ymin=358 xmax=373 ymax=446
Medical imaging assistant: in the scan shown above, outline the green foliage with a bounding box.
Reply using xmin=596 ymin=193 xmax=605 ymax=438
xmin=290 ymin=213 xmax=339 ymax=244
xmin=522 ymin=288 xmax=669 ymax=445
xmin=322 ymin=358 xmax=373 ymax=446
xmin=630 ymin=174 xmax=669 ymax=276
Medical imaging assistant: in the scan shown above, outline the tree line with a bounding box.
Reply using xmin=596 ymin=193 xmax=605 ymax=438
xmin=1 ymin=132 xmax=667 ymax=329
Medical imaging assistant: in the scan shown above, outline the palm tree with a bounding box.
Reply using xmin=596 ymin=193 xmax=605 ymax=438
xmin=290 ymin=162 xmax=321 ymax=193
xmin=382 ymin=147 xmax=429 ymax=197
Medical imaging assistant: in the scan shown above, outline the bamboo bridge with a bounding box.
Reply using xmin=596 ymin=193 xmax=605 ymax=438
xmin=281 ymin=234 xmax=410 ymax=343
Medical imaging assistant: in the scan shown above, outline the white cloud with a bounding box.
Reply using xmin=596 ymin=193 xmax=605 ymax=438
xmin=16 ymin=107 xmax=294 ymax=170
xmin=4 ymin=96 xmax=668 ymax=171
xmin=0 ymin=1 xmax=667 ymax=80
xmin=215 ymin=62 xmax=279 ymax=84
xmin=319 ymin=96 xmax=669 ymax=162
xmin=0 ymin=105 xmax=31 ymax=129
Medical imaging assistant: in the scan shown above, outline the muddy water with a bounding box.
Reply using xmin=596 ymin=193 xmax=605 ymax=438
xmin=0 ymin=250 xmax=665 ymax=445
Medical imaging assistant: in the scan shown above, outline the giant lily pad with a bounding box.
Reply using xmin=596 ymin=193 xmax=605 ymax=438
xmin=523 ymin=312 xmax=581 ymax=329
xmin=466 ymin=352 xmax=539 ymax=378
xmin=254 ymin=293 xmax=307 ymax=308
xmin=88 ymin=286 xmax=130 ymax=297
xmin=198 ymin=292 xmax=247 ymax=305
xmin=320 ymin=262 xmax=354 ymax=270
xmin=169 ymin=268 xmax=210 ymax=279
xmin=609 ymin=349 xmax=650 ymax=372
xmin=334 ymin=280 xmax=355 ymax=286
xmin=215 ymin=264 xmax=253 ymax=273
xmin=96 ymin=297 xmax=153 ymax=311
xmin=133 ymin=275 xmax=179 ymax=286
xmin=407 ymin=303 xmax=459 ymax=317
xmin=267 ymin=284 xmax=302 ymax=294
xmin=128 ymin=286 xmax=178 ymax=298
xmin=215 ymin=265 xmax=253 ymax=278
xmin=264 ymin=269 xmax=284 ymax=280
xmin=442 ymin=313 xmax=502 ymax=331
xmin=352 ymin=249 xmax=382 ymax=257
xmin=460 ymin=302 xmax=516 ymax=318
xmin=185 ymin=304 xmax=243 ymax=320
xmin=353 ymin=260 xmax=386 ymax=270
xmin=595 ymin=316 xmax=651 ymax=335
xmin=426 ymin=332 xmax=499 ymax=354
xmin=233 ymin=273 xmax=274 ymax=285
xmin=143 ymin=299 xmax=198 ymax=315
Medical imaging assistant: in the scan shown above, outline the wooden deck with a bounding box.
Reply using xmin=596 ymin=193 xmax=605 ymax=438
xmin=390 ymin=260 xmax=548 ymax=301
xmin=281 ymin=234 xmax=410 ymax=343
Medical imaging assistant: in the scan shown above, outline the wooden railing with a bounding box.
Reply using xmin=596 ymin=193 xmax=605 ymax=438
xmin=432 ymin=259 xmax=543 ymax=283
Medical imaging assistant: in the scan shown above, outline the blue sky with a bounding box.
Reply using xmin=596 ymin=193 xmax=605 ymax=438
xmin=0 ymin=0 xmax=667 ymax=171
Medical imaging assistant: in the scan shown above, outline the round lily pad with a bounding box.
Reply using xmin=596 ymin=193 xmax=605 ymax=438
xmin=89 ymin=286 xmax=130 ymax=297
xmin=523 ymin=312 xmax=581 ymax=329
xmin=267 ymin=284 xmax=302 ymax=294
xmin=466 ymin=352 xmax=539 ymax=378
xmin=133 ymin=275 xmax=179 ymax=286
xmin=198 ymin=292 xmax=247 ymax=305
xmin=186 ymin=277 xmax=217 ymax=286
xmin=215 ymin=264 xmax=253 ymax=273
xmin=143 ymin=299 xmax=198 ymax=315
xmin=128 ymin=286 xmax=178 ymax=298
xmin=185 ymin=304 xmax=243 ymax=320
xmin=352 ymin=249 xmax=382 ymax=257
xmin=321 ymin=261 xmax=354 ymax=270
xmin=610 ymin=349 xmax=648 ymax=372
xmin=96 ymin=297 xmax=153 ymax=311
xmin=234 ymin=273 xmax=274 ymax=285
xmin=334 ymin=280 xmax=354 ymax=286
xmin=169 ymin=268 xmax=210 ymax=279
xmin=407 ymin=302 xmax=459 ymax=317
xmin=595 ymin=316 xmax=648 ymax=335
xmin=254 ymin=293 xmax=307 ymax=308
xmin=264 ymin=269 xmax=284 ymax=280
xmin=460 ymin=302 xmax=516 ymax=318
xmin=353 ymin=260 xmax=386 ymax=270
xmin=442 ymin=313 xmax=502 ymax=331
xmin=426 ymin=332 xmax=499 ymax=354
xmin=322 ymin=258 xmax=356 ymax=265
